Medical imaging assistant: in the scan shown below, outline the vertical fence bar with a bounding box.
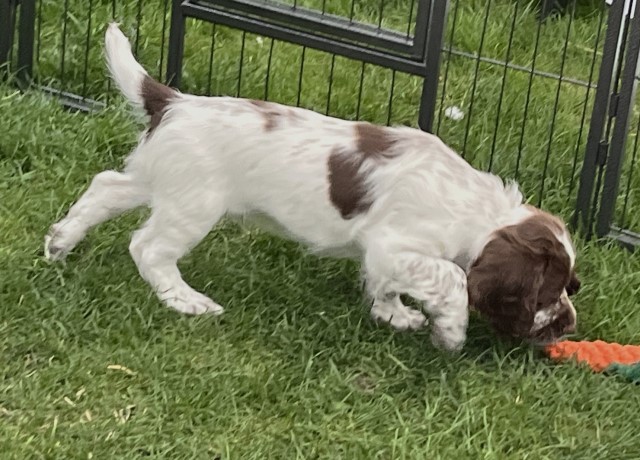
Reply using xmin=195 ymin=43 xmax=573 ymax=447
xmin=81 ymin=0 xmax=93 ymax=98
xmin=59 ymin=0 xmax=70 ymax=87
xmin=460 ymin=0 xmax=492 ymax=155
xmin=573 ymin=0 xmax=626 ymax=234
xmin=106 ymin=0 xmax=117 ymax=105
xmin=17 ymin=0 xmax=36 ymax=87
xmin=596 ymin=1 xmax=640 ymax=238
xmin=514 ymin=4 xmax=545 ymax=180
xmin=355 ymin=61 xmax=365 ymax=120
xmin=588 ymin=10 xmax=632 ymax=236
xmin=236 ymin=30 xmax=245 ymax=97
xmin=166 ymin=0 xmax=185 ymax=87
xmin=0 ymin=0 xmax=14 ymax=78
xmin=411 ymin=0 xmax=431 ymax=58
xmin=159 ymin=0 xmax=170 ymax=80
xmin=135 ymin=0 xmax=144 ymax=55
xmin=405 ymin=0 xmax=416 ymax=38
xmin=567 ymin=8 xmax=605 ymax=202
xmin=296 ymin=46 xmax=306 ymax=107
xmin=418 ymin=0 xmax=446 ymax=133
xmin=488 ymin=1 xmax=518 ymax=173
xmin=436 ymin=0 xmax=460 ymax=135
xmin=386 ymin=69 xmax=395 ymax=125
xmin=264 ymin=38 xmax=274 ymax=100
xmin=325 ymin=54 xmax=335 ymax=115
xmin=538 ymin=0 xmax=576 ymax=207
xmin=206 ymin=23 xmax=216 ymax=96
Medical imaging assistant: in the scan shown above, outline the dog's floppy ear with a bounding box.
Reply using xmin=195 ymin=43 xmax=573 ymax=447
xmin=467 ymin=229 xmax=545 ymax=338
xmin=467 ymin=217 xmax=571 ymax=339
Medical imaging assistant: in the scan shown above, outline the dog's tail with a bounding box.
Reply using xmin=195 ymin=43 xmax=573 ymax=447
xmin=105 ymin=22 xmax=177 ymax=118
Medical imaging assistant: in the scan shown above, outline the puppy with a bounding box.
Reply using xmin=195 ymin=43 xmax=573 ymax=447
xmin=44 ymin=24 xmax=580 ymax=351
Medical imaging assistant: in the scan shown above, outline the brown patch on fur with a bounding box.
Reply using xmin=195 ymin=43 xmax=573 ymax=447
xmin=141 ymin=75 xmax=175 ymax=135
xmin=467 ymin=214 xmax=573 ymax=342
xmin=248 ymin=99 xmax=282 ymax=131
xmin=355 ymin=123 xmax=395 ymax=157
xmin=328 ymin=148 xmax=371 ymax=219
xmin=327 ymin=124 xmax=398 ymax=219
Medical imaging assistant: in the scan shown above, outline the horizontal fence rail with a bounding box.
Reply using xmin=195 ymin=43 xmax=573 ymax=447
xmin=166 ymin=0 xmax=446 ymax=131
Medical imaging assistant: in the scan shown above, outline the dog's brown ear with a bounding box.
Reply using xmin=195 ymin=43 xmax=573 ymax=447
xmin=467 ymin=230 xmax=544 ymax=338
xmin=467 ymin=216 xmax=571 ymax=339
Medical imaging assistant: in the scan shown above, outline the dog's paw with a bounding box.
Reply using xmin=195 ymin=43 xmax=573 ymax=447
xmin=430 ymin=323 xmax=466 ymax=352
xmin=44 ymin=221 xmax=84 ymax=261
xmin=44 ymin=231 xmax=71 ymax=261
xmin=44 ymin=234 xmax=63 ymax=261
xmin=371 ymin=302 xmax=428 ymax=331
xmin=398 ymin=308 xmax=429 ymax=331
xmin=163 ymin=288 xmax=225 ymax=316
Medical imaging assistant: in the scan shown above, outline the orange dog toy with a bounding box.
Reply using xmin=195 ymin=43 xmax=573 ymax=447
xmin=545 ymin=340 xmax=640 ymax=372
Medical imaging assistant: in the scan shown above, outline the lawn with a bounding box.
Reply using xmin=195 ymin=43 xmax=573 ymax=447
xmin=2 ymin=0 xmax=640 ymax=458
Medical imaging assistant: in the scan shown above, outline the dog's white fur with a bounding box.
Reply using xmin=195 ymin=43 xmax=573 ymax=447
xmin=44 ymin=24 xmax=576 ymax=351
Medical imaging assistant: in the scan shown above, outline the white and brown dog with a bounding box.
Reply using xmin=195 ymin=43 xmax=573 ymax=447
xmin=44 ymin=24 xmax=581 ymax=351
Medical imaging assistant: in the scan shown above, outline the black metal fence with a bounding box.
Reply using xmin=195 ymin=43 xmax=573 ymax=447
xmin=1 ymin=0 xmax=639 ymax=248
xmin=574 ymin=0 xmax=640 ymax=248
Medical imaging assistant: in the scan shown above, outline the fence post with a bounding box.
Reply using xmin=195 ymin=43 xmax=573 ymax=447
xmin=17 ymin=0 xmax=36 ymax=87
xmin=418 ymin=0 xmax=447 ymax=133
xmin=411 ymin=0 xmax=431 ymax=59
xmin=0 ymin=0 xmax=14 ymax=79
xmin=573 ymin=0 xmax=626 ymax=236
xmin=596 ymin=0 xmax=640 ymax=238
xmin=166 ymin=0 xmax=185 ymax=88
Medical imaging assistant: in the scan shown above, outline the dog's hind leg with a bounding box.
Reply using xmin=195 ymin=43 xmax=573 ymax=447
xmin=128 ymin=200 xmax=226 ymax=315
xmin=45 ymin=170 xmax=148 ymax=260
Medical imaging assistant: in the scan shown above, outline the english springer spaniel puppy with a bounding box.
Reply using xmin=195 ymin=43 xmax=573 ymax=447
xmin=44 ymin=24 xmax=580 ymax=351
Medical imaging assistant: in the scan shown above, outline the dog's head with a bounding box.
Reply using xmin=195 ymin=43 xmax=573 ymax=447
xmin=467 ymin=211 xmax=580 ymax=345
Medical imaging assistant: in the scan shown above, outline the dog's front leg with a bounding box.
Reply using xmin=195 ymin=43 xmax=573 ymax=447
xmin=365 ymin=251 xmax=469 ymax=352
xmin=369 ymin=292 xmax=429 ymax=331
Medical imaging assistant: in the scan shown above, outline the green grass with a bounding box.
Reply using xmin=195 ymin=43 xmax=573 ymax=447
xmin=2 ymin=0 xmax=640 ymax=458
